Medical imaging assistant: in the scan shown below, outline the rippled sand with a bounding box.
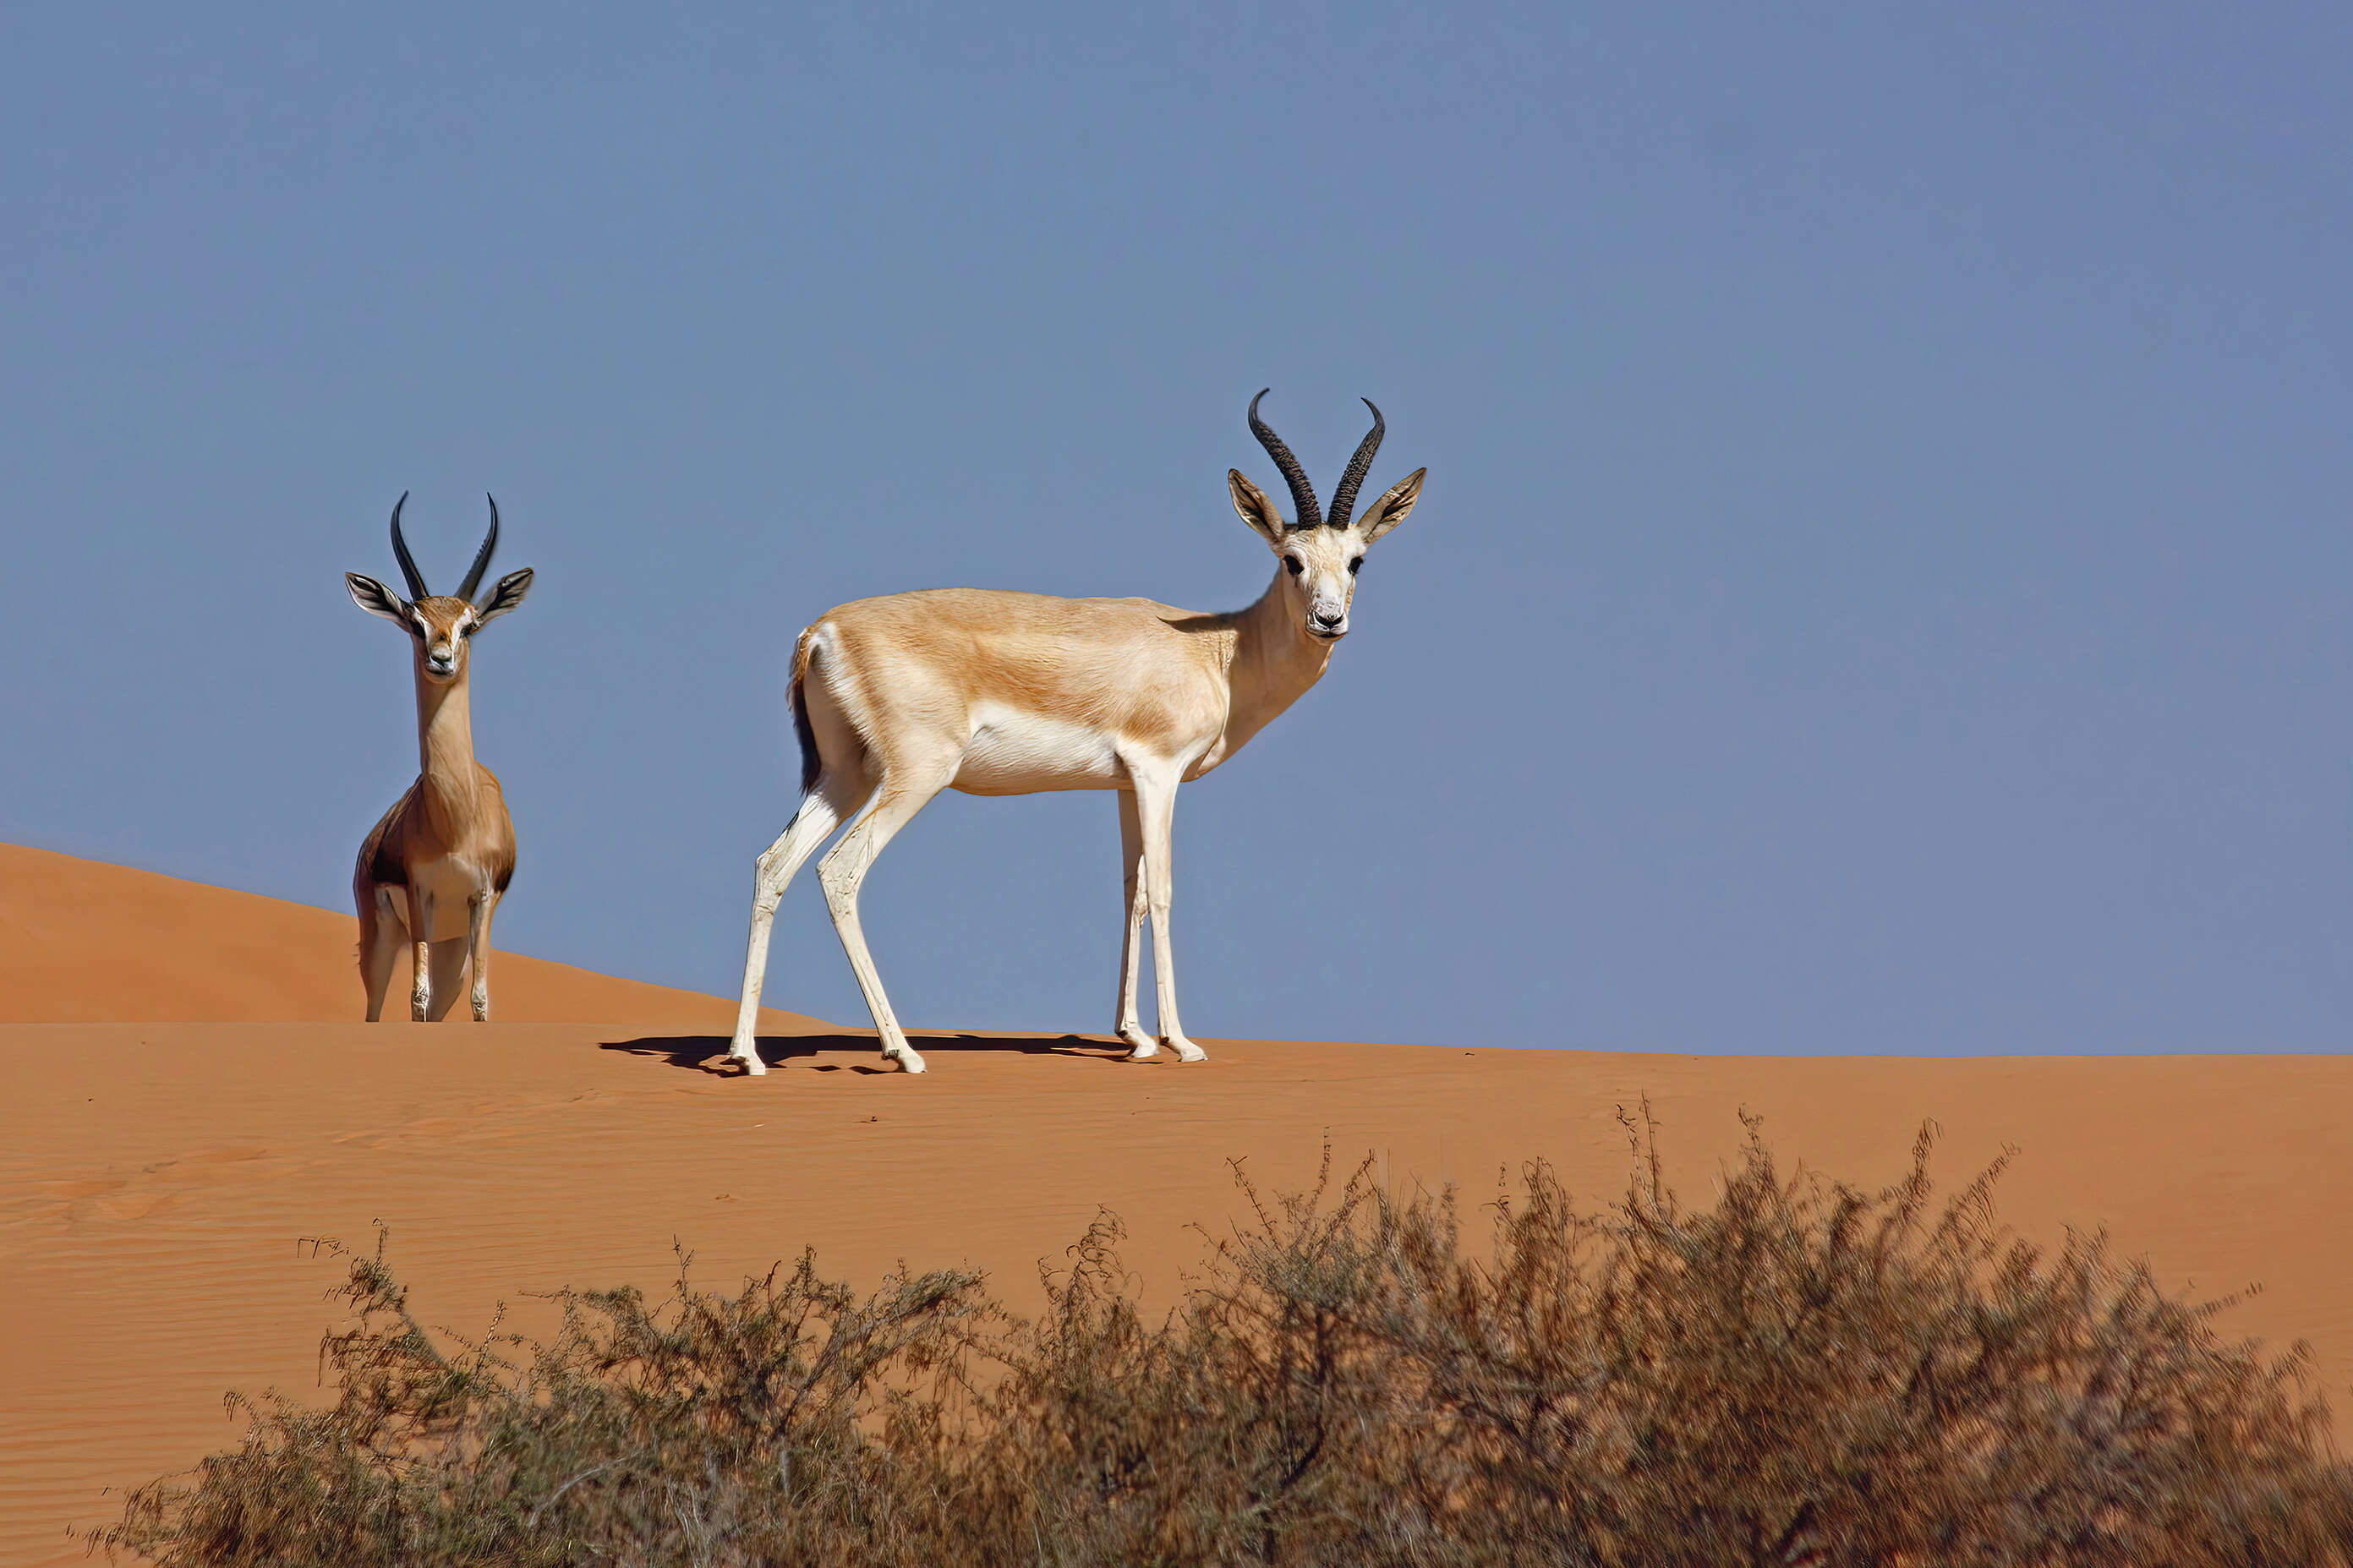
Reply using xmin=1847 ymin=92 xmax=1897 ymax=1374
xmin=4 ymin=844 xmax=2349 ymax=1565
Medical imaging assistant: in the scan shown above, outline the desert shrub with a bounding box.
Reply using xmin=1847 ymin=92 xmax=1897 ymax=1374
xmin=1342 ymin=1112 xmax=2353 ymax=1565
xmin=93 ymin=1242 xmax=993 ymax=1566
xmin=94 ymin=1114 xmax=2353 ymax=1566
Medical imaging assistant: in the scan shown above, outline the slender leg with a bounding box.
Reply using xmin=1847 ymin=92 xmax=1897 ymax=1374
xmin=729 ymin=771 xmax=868 ymax=1074
xmin=815 ymin=761 xmax=954 ymax=1074
xmin=406 ymin=886 xmax=435 ymax=1022
xmin=358 ymin=890 xmax=405 ymax=1022
xmin=424 ymin=938 xmax=468 ymax=1022
xmin=1114 ymin=789 xmax=1155 ymax=1057
xmin=1132 ymin=770 xmax=1207 ymax=1063
xmin=467 ymin=892 xmax=497 ymax=1022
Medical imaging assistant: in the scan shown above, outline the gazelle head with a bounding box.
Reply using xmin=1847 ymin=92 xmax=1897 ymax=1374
xmin=1228 ymin=391 xmax=1426 ymax=642
xmin=346 ymin=494 xmax=535 ymax=686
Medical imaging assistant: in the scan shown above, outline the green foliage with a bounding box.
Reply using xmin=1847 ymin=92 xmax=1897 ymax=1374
xmin=95 ymin=1114 xmax=2353 ymax=1566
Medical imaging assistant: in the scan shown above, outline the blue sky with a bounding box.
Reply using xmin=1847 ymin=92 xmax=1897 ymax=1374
xmin=3 ymin=3 xmax=2348 ymax=1053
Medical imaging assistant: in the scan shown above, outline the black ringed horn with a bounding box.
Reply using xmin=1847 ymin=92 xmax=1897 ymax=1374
xmin=388 ymin=491 xmax=429 ymax=598
xmin=1326 ymin=398 xmax=1386 ymax=529
xmin=457 ymin=494 xmax=500 ymax=603
xmin=1247 ymin=389 xmax=1321 ymax=531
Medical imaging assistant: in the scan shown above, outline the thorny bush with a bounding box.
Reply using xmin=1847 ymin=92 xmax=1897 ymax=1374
xmin=94 ymin=1112 xmax=2353 ymax=1566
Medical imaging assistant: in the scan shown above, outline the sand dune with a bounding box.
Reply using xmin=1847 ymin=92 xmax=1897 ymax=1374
xmin=0 ymin=842 xmax=824 ymax=1030
xmin=3 ymin=847 xmax=2350 ymax=1566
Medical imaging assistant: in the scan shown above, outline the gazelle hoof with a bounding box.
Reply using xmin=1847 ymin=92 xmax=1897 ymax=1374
xmin=1168 ymin=1036 xmax=1208 ymax=1063
xmin=730 ymin=1051 xmax=766 ymax=1077
xmin=1120 ymin=1027 xmax=1157 ymax=1060
xmin=886 ymin=1047 xmax=928 ymax=1074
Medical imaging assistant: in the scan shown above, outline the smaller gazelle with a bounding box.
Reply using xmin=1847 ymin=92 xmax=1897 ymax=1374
xmin=346 ymin=494 xmax=535 ymax=1021
xmin=727 ymin=391 xmax=1426 ymax=1074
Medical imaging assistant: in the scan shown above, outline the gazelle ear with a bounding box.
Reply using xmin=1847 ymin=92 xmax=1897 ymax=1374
xmin=1228 ymin=469 xmax=1287 ymax=546
xmin=1354 ymin=467 xmax=1425 ymax=544
xmin=346 ymin=573 xmax=413 ymax=627
xmin=473 ymin=567 xmax=534 ymax=627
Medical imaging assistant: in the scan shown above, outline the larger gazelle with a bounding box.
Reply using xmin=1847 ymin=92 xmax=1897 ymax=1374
xmin=346 ymin=494 xmax=536 ymax=1022
xmin=727 ymin=392 xmax=1426 ymax=1074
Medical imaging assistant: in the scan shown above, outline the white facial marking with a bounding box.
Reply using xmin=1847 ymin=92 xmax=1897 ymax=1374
xmin=418 ymin=608 xmax=463 ymax=675
xmin=1281 ymin=528 xmax=1364 ymax=639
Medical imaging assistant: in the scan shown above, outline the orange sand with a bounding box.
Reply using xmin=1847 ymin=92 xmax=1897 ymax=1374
xmin=0 ymin=842 xmax=826 ymax=1030
xmin=3 ymin=845 xmax=2349 ymax=1565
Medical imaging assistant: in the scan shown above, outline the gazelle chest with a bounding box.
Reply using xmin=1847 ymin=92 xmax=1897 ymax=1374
xmin=387 ymin=854 xmax=497 ymax=940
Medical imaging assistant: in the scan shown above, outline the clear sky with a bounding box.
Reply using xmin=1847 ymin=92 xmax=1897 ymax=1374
xmin=3 ymin=3 xmax=2348 ymax=1054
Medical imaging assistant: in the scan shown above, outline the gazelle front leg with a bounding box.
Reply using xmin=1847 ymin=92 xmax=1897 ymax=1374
xmin=405 ymin=885 xmax=435 ymax=1023
xmin=358 ymin=890 xmax=402 ymax=1023
xmin=1130 ymin=766 xmax=1207 ymax=1063
xmin=467 ymin=892 xmax=496 ymax=1022
xmin=1114 ymin=788 xmax=1156 ymax=1058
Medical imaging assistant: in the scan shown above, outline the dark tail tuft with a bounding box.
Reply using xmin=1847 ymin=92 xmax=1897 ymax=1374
xmin=790 ymin=631 xmax=820 ymax=795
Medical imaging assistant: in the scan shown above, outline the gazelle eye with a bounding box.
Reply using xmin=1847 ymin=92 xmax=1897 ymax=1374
xmin=1283 ymin=557 xmax=1304 ymax=576
xmin=1347 ymin=557 xmax=1363 ymax=575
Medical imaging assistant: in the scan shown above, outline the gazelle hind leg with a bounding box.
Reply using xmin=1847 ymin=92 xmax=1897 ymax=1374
xmin=816 ymin=757 xmax=955 ymax=1074
xmin=728 ymin=768 xmax=870 ymax=1074
xmin=424 ymin=937 xmax=468 ymax=1022
xmin=358 ymin=891 xmax=404 ymax=1022
xmin=467 ymin=893 xmax=497 ymax=1022
xmin=1114 ymin=789 xmax=1155 ymax=1058
xmin=1131 ymin=768 xmax=1207 ymax=1063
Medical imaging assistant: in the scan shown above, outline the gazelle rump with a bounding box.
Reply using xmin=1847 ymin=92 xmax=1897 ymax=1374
xmin=346 ymin=494 xmax=536 ymax=1022
xmin=726 ymin=392 xmax=1426 ymax=1075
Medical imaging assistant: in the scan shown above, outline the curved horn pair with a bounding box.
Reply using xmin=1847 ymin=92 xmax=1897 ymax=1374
xmin=387 ymin=494 xmax=501 ymax=603
xmin=1245 ymin=391 xmax=1386 ymax=531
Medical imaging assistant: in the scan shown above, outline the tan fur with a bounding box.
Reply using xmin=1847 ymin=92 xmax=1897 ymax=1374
xmin=726 ymin=449 xmax=1428 ymax=1076
xmin=351 ymin=595 xmax=519 ymax=1022
xmin=812 ymin=590 xmax=1239 ymax=781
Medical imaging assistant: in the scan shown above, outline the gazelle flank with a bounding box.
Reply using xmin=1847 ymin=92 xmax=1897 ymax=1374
xmin=726 ymin=391 xmax=1426 ymax=1075
xmin=346 ymin=494 xmax=536 ymax=1022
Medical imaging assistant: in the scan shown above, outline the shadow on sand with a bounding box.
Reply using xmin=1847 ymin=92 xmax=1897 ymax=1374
xmin=599 ymin=1031 xmax=1138 ymax=1077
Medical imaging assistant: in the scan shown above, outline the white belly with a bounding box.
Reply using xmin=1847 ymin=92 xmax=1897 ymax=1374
xmin=952 ymin=709 xmax=1125 ymax=795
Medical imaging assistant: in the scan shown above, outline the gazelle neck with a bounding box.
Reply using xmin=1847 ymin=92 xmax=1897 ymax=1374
xmin=1223 ymin=564 xmax=1338 ymax=755
xmin=413 ymin=662 xmax=481 ymax=818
